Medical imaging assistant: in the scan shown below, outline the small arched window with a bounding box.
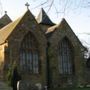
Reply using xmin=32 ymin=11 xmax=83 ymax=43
xmin=58 ymin=37 xmax=74 ymax=75
xmin=19 ymin=33 xmax=39 ymax=74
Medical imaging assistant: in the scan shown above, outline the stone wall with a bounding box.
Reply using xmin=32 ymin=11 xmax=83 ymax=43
xmin=0 ymin=43 xmax=8 ymax=79
xmin=46 ymin=22 xmax=85 ymax=88
xmin=3 ymin=15 xmax=47 ymax=89
xmin=0 ymin=10 xmax=86 ymax=89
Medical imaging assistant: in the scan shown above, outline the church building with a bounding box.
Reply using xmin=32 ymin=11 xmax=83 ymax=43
xmin=0 ymin=8 xmax=87 ymax=90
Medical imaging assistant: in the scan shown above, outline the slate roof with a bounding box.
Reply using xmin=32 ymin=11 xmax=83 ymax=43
xmin=0 ymin=10 xmax=30 ymax=45
xmin=46 ymin=18 xmax=68 ymax=34
xmin=36 ymin=8 xmax=55 ymax=26
xmin=0 ymin=13 xmax=12 ymax=29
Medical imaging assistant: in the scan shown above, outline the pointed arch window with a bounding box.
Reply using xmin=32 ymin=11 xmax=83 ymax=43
xmin=58 ymin=38 xmax=74 ymax=75
xmin=19 ymin=33 xmax=39 ymax=74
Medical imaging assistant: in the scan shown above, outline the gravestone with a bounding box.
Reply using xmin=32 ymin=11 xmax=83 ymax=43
xmin=17 ymin=80 xmax=42 ymax=90
xmin=35 ymin=83 xmax=42 ymax=90
xmin=17 ymin=80 xmax=29 ymax=90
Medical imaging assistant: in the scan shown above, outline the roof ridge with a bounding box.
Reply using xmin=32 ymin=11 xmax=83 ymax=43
xmin=36 ymin=8 xmax=55 ymax=26
xmin=0 ymin=13 xmax=12 ymax=29
xmin=0 ymin=10 xmax=30 ymax=44
xmin=0 ymin=9 xmax=36 ymax=45
xmin=46 ymin=18 xmax=68 ymax=34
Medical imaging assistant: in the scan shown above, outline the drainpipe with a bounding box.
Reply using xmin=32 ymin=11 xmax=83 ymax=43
xmin=46 ymin=41 xmax=51 ymax=90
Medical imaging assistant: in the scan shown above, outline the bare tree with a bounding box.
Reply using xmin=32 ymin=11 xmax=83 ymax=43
xmin=0 ymin=0 xmax=3 ymax=16
xmin=31 ymin=0 xmax=90 ymax=17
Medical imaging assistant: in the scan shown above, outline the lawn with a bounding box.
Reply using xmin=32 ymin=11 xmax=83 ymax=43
xmin=62 ymin=88 xmax=90 ymax=90
xmin=49 ymin=87 xmax=90 ymax=90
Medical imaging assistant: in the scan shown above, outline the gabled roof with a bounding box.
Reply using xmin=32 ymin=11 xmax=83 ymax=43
xmin=0 ymin=10 xmax=34 ymax=45
xmin=46 ymin=18 xmax=69 ymax=34
xmin=0 ymin=17 xmax=21 ymax=45
xmin=0 ymin=13 xmax=12 ymax=29
xmin=46 ymin=18 xmax=84 ymax=48
xmin=36 ymin=8 xmax=55 ymax=26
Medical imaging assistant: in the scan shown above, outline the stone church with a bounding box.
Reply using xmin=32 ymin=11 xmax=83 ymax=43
xmin=0 ymin=8 xmax=88 ymax=90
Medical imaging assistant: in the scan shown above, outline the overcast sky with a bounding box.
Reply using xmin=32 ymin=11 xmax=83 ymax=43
xmin=0 ymin=0 xmax=90 ymax=48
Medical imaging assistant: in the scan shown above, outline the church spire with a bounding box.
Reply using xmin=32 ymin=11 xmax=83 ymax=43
xmin=36 ymin=8 xmax=55 ymax=26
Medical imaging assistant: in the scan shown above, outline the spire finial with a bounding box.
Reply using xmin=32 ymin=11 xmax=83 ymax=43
xmin=5 ymin=11 xmax=7 ymax=14
xmin=25 ymin=2 xmax=30 ymax=10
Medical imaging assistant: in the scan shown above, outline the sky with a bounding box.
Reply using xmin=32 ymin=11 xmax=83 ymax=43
xmin=0 ymin=0 xmax=90 ymax=49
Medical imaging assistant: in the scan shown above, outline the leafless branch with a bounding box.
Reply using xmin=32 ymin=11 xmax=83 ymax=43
xmin=47 ymin=0 xmax=54 ymax=13
xmin=0 ymin=0 xmax=3 ymax=16
xmin=32 ymin=0 xmax=49 ymax=9
xmin=31 ymin=0 xmax=90 ymax=18
xmin=63 ymin=0 xmax=69 ymax=17
xmin=81 ymin=39 xmax=90 ymax=46
xmin=53 ymin=3 xmax=59 ymax=17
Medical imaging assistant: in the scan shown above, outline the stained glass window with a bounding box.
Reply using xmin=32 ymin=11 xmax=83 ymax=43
xmin=20 ymin=33 xmax=39 ymax=74
xmin=58 ymin=38 xmax=74 ymax=75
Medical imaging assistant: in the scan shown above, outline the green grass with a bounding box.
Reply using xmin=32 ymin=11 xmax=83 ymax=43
xmin=62 ymin=88 xmax=90 ymax=90
xmin=49 ymin=87 xmax=90 ymax=90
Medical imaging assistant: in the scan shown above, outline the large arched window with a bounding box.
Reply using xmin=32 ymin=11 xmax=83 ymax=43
xmin=58 ymin=37 xmax=74 ymax=75
xmin=19 ymin=33 xmax=39 ymax=74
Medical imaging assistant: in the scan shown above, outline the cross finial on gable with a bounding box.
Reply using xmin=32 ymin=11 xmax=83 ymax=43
xmin=25 ymin=2 xmax=30 ymax=10
xmin=5 ymin=11 xmax=7 ymax=14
